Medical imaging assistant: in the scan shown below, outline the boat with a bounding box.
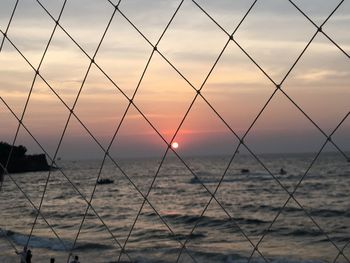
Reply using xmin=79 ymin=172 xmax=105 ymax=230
xmin=190 ymin=177 xmax=200 ymax=184
xmin=97 ymin=178 xmax=114 ymax=185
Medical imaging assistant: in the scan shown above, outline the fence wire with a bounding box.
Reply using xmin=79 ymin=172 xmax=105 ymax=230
xmin=0 ymin=0 xmax=349 ymax=262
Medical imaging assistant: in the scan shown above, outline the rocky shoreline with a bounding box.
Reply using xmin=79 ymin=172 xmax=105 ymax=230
xmin=0 ymin=142 xmax=51 ymax=174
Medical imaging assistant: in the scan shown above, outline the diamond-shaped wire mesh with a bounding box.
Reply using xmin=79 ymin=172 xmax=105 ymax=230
xmin=0 ymin=0 xmax=349 ymax=262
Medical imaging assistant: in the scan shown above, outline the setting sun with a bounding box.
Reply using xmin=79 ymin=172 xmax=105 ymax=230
xmin=171 ymin=142 xmax=179 ymax=149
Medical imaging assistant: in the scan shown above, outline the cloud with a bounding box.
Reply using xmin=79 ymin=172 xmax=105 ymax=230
xmin=297 ymin=69 xmax=350 ymax=82
xmin=1 ymin=0 xmax=349 ymax=157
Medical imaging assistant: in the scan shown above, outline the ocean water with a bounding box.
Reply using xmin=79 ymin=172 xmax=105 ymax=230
xmin=0 ymin=152 xmax=349 ymax=263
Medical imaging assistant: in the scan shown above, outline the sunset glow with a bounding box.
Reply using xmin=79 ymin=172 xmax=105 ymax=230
xmin=0 ymin=0 xmax=348 ymax=159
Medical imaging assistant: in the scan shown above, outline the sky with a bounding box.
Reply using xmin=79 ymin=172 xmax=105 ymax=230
xmin=0 ymin=0 xmax=349 ymax=159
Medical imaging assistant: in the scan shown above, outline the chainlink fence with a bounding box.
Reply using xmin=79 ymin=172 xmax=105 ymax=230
xmin=0 ymin=0 xmax=349 ymax=262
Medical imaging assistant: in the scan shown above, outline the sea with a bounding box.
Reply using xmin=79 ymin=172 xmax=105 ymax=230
xmin=0 ymin=152 xmax=349 ymax=263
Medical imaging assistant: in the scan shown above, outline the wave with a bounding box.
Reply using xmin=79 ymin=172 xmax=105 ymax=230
xmin=74 ymin=242 xmax=112 ymax=250
xmin=0 ymin=228 xmax=332 ymax=263
xmin=163 ymin=249 xmax=327 ymax=263
xmin=130 ymin=228 xmax=206 ymax=243
xmin=113 ymin=245 xmax=328 ymax=263
xmin=309 ymin=208 xmax=350 ymax=218
xmin=189 ymin=172 xmax=272 ymax=184
xmin=143 ymin=212 xmax=268 ymax=230
xmin=141 ymin=210 xmax=347 ymax=242
xmin=29 ymin=210 xmax=85 ymax=219
xmin=241 ymin=204 xmax=350 ymax=218
xmin=0 ymin=228 xmax=69 ymax=251
xmin=0 ymin=228 xmax=112 ymax=251
xmin=286 ymin=229 xmax=323 ymax=237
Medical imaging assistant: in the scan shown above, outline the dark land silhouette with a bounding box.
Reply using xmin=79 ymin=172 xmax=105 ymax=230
xmin=0 ymin=142 xmax=51 ymax=174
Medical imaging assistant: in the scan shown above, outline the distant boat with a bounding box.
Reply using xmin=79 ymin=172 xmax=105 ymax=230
xmin=190 ymin=176 xmax=200 ymax=184
xmin=97 ymin=178 xmax=114 ymax=185
xmin=240 ymin=169 xmax=250 ymax=174
xmin=279 ymin=168 xmax=287 ymax=175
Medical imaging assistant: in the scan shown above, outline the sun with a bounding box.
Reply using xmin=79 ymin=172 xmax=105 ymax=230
xmin=171 ymin=142 xmax=179 ymax=149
